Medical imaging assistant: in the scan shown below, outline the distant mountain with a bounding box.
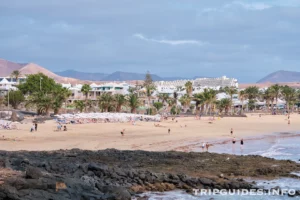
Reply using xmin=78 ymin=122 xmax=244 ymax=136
xmin=56 ymin=70 xmax=108 ymax=81
xmin=56 ymin=70 xmax=190 ymax=81
xmin=101 ymin=71 xmax=162 ymax=81
xmin=0 ymin=58 xmax=205 ymax=82
xmin=0 ymin=58 xmax=27 ymax=76
xmin=0 ymin=59 xmax=81 ymax=84
xmin=257 ymin=70 xmax=300 ymax=83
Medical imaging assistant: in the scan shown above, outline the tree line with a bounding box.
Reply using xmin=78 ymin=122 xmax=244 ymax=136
xmin=2 ymin=71 xmax=300 ymax=115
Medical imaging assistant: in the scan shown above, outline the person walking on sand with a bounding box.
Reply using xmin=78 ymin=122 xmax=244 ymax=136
xmin=168 ymin=128 xmax=171 ymax=134
xmin=120 ymin=129 xmax=125 ymax=136
xmin=230 ymin=128 xmax=233 ymax=135
xmin=35 ymin=123 xmax=38 ymax=131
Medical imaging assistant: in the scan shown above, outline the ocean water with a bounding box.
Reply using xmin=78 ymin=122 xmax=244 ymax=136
xmin=139 ymin=133 xmax=300 ymax=199
xmin=209 ymin=132 xmax=300 ymax=162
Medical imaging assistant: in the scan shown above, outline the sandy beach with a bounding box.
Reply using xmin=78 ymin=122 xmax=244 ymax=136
xmin=0 ymin=114 xmax=299 ymax=151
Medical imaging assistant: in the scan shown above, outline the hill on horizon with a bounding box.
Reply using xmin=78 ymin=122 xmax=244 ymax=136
xmin=0 ymin=59 xmax=82 ymax=84
xmin=56 ymin=70 xmax=192 ymax=81
xmin=1 ymin=58 xmax=210 ymax=82
xmin=257 ymin=70 xmax=300 ymax=83
xmin=56 ymin=70 xmax=108 ymax=81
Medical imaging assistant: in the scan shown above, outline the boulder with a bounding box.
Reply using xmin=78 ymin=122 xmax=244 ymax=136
xmin=26 ymin=166 xmax=43 ymax=179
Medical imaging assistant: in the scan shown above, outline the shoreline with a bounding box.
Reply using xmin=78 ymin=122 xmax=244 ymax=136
xmin=173 ymin=131 xmax=300 ymax=153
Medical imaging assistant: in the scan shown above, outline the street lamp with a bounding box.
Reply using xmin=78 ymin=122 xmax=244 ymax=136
xmin=40 ymin=77 xmax=42 ymax=91
xmin=7 ymin=89 xmax=10 ymax=110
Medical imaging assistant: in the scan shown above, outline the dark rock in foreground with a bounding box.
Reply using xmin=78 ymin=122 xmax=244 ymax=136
xmin=0 ymin=149 xmax=299 ymax=200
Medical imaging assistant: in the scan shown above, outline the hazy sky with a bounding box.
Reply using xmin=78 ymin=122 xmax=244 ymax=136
xmin=1 ymin=0 xmax=300 ymax=82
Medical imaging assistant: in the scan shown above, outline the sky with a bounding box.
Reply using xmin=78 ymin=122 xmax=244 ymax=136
xmin=1 ymin=0 xmax=300 ymax=83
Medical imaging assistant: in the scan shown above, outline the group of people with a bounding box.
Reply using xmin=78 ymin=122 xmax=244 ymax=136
xmin=30 ymin=123 xmax=38 ymax=132
xmin=201 ymin=142 xmax=211 ymax=151
xmin=56 ymin=123 xmax=68 ymax=132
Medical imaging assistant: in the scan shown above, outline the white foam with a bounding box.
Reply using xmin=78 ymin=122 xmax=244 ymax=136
xmin=137 ymin=191 xmax=198 ymax=200
xmin=251 ymin=144 xmax=292 ymax=157
xmin=291 ymin=172 xmax=300 ymax=177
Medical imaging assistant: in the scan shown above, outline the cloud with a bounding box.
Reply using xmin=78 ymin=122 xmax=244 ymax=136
xmin=225 ymin=1 xmax=272 ymax=11
xmin=133 ymin=33 xmax=207 ymax=46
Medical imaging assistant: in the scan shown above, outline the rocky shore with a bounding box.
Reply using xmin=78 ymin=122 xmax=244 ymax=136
xmin=0 ymin=149 xmax=299 ymax=200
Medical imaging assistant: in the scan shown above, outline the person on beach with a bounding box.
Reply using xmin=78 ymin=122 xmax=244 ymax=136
xmin=232 ymin=137 xmax=236 ymax=144
xmin=202 ymin=142 xmax=206 ymax=151
xmin=57 ymin=123 xmax=62 ymax=131
xmin=30 ymin=124 xmax=35 ymax=132
xmin=240 ymin=139 xmax=244 ymax=148
xmin=35 ymin=123 xmax=38 ymax=131
xmin=120 ymin=129 xmax=125 ymax=136
xmin=232 ymin=137 xmax=236 ymax=154
xmin=288 ymin=119 xmax=290 ymax=125
xmin=63 ymin=126 xmax=67 ymax=131
xmin=168 ymin=128 xmax=171 ymax=134
xmin=230 ymin=128 xmax=233 ymax=135
xmin=205 ymin=143 xmax=210 ymax=152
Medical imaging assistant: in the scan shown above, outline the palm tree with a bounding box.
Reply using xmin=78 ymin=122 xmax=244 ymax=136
xmin=114 ymin=94 xmax=127 ymax=112
xmin=201 ymin=88 xmax=217 ymax=115
xmin=145 ymin=84 xmax=156 ymax=115
xmin=281 ymin=85 xmax=296 ymax=113
xmin=98 ymin=93 xmax=113 ymax=112
xmin=185 ymin=81 xmax=193 ymax=97
xmin=81 ymin=84 xmax=92 ymax=112
xmin=263 ymin=88 xmax=275 ymax=113
xmin=74 ymin=100 xmax=85 ymax=112
xmin=10 ymin=70 xmax=21 ymax=83
xmin=26 ymin=91 xmax=52 ymax=115
xmin=128 ymin=93 xmax=140 ymax=113
xmin=179 ymin=94 xmax=191 ymax=113
xmin=270 ymin=84 xmax=281 ymax=110
xmin=225 ymin=86 xmax=238 ymax=114
xmin=244 ymin=86 xmax=260 ymax=111
xmin=153 ymin=102 xmax=163 ymax=112
xmin=193 ymin=93 xmax=205 ymax=115
xmin=52 ymin=87 xmax=72 ymax=114
xmin=207 ymin=89 xmax=217 ymax=115
xmin=238 ymin=90 xmax=246 ymax=114
xmin=216 ymin=98 xmax=231 ymax=115
xmin=158 ymin=93 xmax=169 ymax=105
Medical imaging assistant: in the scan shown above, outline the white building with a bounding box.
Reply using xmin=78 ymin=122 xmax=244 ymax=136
xmin=64 ymin=82 xmax=133 ymax=102
xmin=0 ymin=78 xmax=18 ymax=97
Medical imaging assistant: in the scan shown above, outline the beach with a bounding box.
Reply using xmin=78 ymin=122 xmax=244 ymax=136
xmin=0 ymin=113 xmax=299 ymax=152
xmin=0 ymin=114 xmax=300 ymax=199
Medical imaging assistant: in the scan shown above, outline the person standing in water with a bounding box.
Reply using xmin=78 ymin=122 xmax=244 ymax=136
xmin=240 ymin=139 xmax=244 ymax=153
xmin=232 ymin=137 xmax=236 ymax=154
xmin=205 ymin=143 xmax=210 ymax=152
xmin=202 ymin=142 xmax=206 ymax=152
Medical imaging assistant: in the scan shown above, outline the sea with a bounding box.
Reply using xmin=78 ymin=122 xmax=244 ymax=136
xmin=137 ymin=132 xmax=300 ymax=199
